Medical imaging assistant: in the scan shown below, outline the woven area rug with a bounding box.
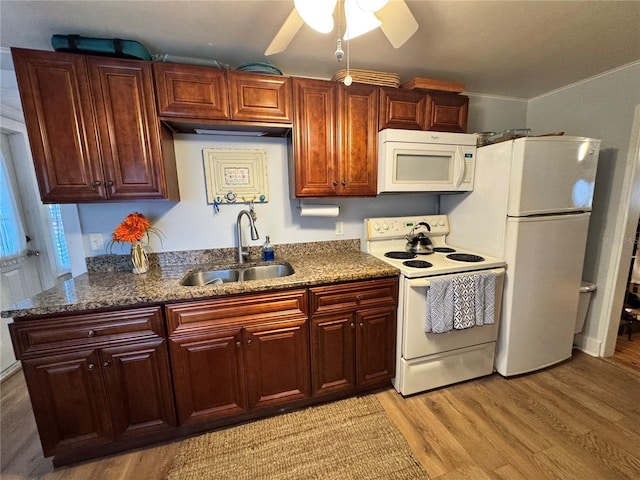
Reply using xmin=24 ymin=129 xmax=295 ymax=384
xmin=166 ymin=394 xmax=430 ymax=480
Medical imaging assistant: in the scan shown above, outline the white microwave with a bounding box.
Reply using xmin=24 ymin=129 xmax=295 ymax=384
xmin=377 ymin=129 xmax=478 ymax=193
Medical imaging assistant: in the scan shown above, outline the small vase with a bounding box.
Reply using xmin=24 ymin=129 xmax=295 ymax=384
xmin=131 ymin=242 xmax=149 ymax=274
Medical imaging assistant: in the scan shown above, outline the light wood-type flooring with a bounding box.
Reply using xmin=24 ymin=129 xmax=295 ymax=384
xmin=2 ymin=349 xmax=639 ymax=480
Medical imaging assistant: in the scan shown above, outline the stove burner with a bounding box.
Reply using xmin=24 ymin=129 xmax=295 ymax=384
xmin=446 ymin=253 xmax=485 ymax=263
xmin=403 ymin=260 xmax=433 ymax=268
xmin=433 ymin=247 xmax=456 ymax=253
xmin=385 ymin=251 xmax=416 ymax=260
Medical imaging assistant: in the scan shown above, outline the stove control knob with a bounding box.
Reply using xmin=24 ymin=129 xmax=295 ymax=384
xmin=382 ymin=223 xmax=389 ymax=231
xmin=373 ymin=223 xmax=380 ymax=231
xmin=439 ymin=218 xmax=446 ymax=226
xmin=429 ymin=219 xmax=438 ymax=227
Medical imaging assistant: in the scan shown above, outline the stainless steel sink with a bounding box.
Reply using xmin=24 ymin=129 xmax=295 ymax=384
xmin=180 ymin=269 xmax=240 ymax=286
xmin=242 ymin=263 xmax=295 ymax=281
xmin=180 ymin=262 xmax=294 ymax=286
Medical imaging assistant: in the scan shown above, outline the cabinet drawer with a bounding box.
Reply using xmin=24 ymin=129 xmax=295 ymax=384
xmin=165 ymin=289 xmax=308 ymax=336
xmin=310 ymin=278 xmax=398 ymax=316
xmin=10 ymin=306 xmax=165 ymax=358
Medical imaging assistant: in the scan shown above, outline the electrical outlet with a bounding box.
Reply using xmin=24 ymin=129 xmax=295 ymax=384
xmin=89 ymin=233 xmax=104 ymax=251
xmin=335 ymin=221 xmax=344 ymax=236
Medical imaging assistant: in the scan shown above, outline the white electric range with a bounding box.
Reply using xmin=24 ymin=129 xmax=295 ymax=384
xmin=363 ymin=215 xmax=507 ymax=395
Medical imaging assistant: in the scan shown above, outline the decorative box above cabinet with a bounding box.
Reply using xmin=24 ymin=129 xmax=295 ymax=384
xmin=11 ymin=48 xmax=179 ymax=203
xmin=153 ymin=63 xmax=292 ymax=125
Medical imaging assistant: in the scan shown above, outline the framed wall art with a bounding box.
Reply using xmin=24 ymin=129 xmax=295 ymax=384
xmin=203 ymin=148 xmax=269 ymax=204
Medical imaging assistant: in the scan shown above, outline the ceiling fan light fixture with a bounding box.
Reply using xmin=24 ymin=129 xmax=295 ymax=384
xmin=294 ymin=0 xmax=338 ymax=33
xmin=343 ymin=0 xmax=382 ymax=40
xmin=355 ymin=0 xmax=388 ymax=13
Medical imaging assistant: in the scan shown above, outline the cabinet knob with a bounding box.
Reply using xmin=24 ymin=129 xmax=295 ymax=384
xmin=355 ymin=295 xmax=361 ymax=302
xmin=103 ymin=360 xmax=111 ymax=368
xmin=333 ymin=180 xmax=338 ymax=187
xmin=341 ymin=180 xmax=346 ymax=186
xmin=105 ymin=180 xmax=114 ymax=187
xmin=247 ymin=339 xmax=252 ymax=345
xmin=87 ymin=330 xmax=96 ymax=337
xmin=359 ymin=322 xmax=364 ymax=328
xmin=87 ymin=363 xmax=96 ymax=370
xmin=350 ymin=322 xmax=354 ymax=328
xmin=236 ymin=341 xmax=241 ymax=347
xmin=91 ymin=180 xmax=101 ymax=188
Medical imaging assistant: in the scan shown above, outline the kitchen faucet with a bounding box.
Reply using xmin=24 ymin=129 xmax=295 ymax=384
xmin=236 ymin=209 xmax=259 ymax=263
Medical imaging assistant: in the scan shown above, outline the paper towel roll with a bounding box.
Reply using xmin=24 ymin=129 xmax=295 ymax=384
xmin=298 ymin=204 xmax=340 ymax=217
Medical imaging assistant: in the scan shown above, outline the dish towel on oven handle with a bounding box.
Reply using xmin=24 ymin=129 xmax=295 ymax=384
xmin=425 ymin=271 xmax=496 ymax=333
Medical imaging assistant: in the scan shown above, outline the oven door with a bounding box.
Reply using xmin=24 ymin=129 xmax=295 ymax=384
xmin=399 ymin=268 xmax=505 ymax=360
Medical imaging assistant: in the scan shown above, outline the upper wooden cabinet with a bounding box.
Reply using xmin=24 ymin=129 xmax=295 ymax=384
xmin=426 ymin=91 xmax=469 ymax=133
xmin=379 ymin=87 xmax=469 ymax=133
xmin=291 ymin=78 xmax=378 ymax=197
xmin=11 ymin=48 xmax=179 ymax=203
xmin=153 ymin=63 xmax=292 ymax=124
xmin=153 ymin=62 xmax=229 ymax=120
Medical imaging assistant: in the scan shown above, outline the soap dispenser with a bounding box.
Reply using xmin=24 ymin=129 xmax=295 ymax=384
xmin=262 ymin=235 xmax=275 ymax=261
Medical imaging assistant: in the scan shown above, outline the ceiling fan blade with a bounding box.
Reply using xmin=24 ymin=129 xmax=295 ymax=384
xmin=376 ymin=0 xmax=418 ymax=48
xmin=265 ymin=8 xmax=304 ymax=56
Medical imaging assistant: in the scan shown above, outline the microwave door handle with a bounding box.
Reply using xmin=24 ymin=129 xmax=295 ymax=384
xmin=454 ymin=150 xmax=465 ymax=188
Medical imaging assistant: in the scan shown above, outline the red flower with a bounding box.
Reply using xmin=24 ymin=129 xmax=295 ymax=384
xmin=108 ymin=212 xmax=163 ymax=250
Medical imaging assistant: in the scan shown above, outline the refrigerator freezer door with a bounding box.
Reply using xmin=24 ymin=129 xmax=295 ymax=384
xmin=495 ymin=212 xmax=590 ymax=376
xmin=507 ymin=137 xmax=600 ymax=216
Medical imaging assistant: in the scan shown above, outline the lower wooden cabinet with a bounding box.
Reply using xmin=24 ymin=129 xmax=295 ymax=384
xmin=310 ymin=278 xmax=398 ymax=396
xmin=10 ymin=307 xmax=176 ymax=459
xmin=165 ymin=289 xmax=310 ymax=426
xmin=9 ymin=278 xmax=397 ymax=465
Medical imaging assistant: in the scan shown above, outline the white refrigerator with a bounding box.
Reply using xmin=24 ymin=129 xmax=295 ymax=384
xmin=441 ymin=136 xmax=600 ymax=376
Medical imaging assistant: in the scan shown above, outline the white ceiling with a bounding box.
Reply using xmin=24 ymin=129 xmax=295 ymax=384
xmin=1 ymin=0 xmax=639 ymax=99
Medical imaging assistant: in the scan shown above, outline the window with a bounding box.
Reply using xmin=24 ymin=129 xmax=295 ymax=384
xmin=0 ymin=150 xmax=26 ymax=265
xmin=47 ymin=204 xmax=71 ymax=275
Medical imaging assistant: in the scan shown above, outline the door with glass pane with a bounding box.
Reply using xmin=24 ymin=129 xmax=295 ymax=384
xmin=0 ymin=130 xmax=59 ymax=378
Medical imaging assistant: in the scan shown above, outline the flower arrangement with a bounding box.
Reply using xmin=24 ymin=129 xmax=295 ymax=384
xmin=108 ymin=212 xmax=163 ymax=274
xmin=108 ymin=212 xmax=163 ymax=249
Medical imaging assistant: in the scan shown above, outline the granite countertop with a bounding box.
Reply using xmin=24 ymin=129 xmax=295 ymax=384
xmin=2 ymin=241 xmax=399 ymax=319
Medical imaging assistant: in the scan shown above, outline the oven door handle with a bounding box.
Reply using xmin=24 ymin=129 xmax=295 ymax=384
xmin=408 ymin=268 xmax=505 ymax=289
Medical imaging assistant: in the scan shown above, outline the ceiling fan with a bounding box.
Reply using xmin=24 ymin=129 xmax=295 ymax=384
xmin=265 ymin=0 xmax=418 ymax=56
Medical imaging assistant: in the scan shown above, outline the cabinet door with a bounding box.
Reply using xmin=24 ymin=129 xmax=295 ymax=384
xmin=310 ymin=313 xmax=356 ymax=396
xmin=426 ymin=92 xmax=469 ymax=133
xmin=153 ymin=62 xmax=229 ymax=120
xmin=228 ymin=71 xmax=292 ymax=123
xmin=11 ymin=48 xmax=105 ymax=202
xmin=337 ymin=83 xmax=378 ymax=196
xmin=101 ymin=339 xmax=176 ymax=439
xmin=378 ymin=87 xmax=427 ymax=130
xmin=169 ymin=329 xmax=247 ymax=425
xmin=21 ymin=349 xmax=112 ymax=456
xmin=244 ymin=318 xmax=310 ymax=408
xmin=355 ymin=306 xmax=396 ymax=388
xmin=88 ymin=57 xmax=174 ymax=200
xmin=292 ymin=78 xmax=338 ymax=196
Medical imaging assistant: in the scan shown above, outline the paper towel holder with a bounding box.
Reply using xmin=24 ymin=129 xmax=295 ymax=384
xmin=297 ymin=200 xmax=340 ymax=217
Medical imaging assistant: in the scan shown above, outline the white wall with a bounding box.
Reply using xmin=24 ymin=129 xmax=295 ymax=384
xmin=527 ymin=61 xmax=640 ymax=356
xmin=79 ymin=94 xmax=527 ymax=257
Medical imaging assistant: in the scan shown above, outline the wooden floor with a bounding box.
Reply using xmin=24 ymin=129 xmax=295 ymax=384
xmin=2 ymin=350 xmax=640 ymax=480
xmin=609 ymin=329 xmax=640 ymax=374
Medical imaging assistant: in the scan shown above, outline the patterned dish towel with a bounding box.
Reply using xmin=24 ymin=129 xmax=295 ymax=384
xmin=426 ymin=271 xmax=496 ymax=333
